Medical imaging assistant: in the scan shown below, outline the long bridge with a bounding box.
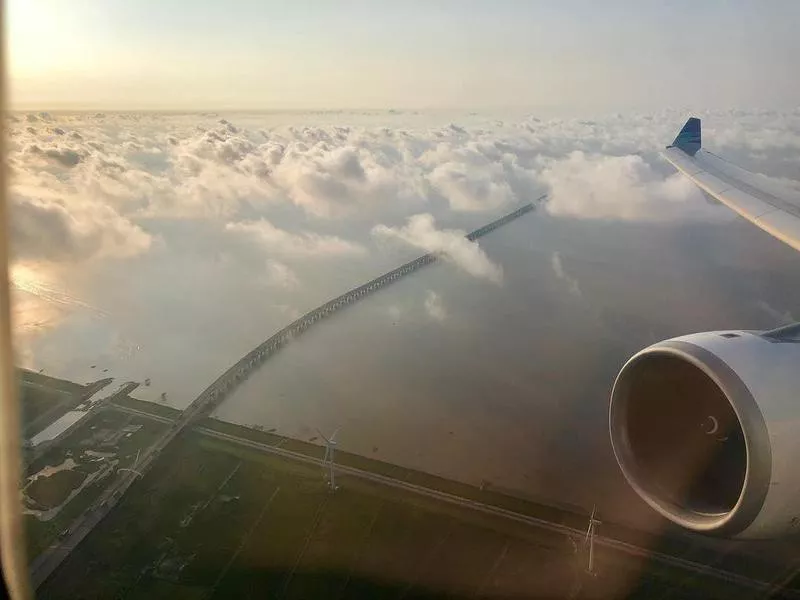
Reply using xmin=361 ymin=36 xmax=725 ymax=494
xmin=30 ymin=199 xmax=540 ymax=587
xmin=182 ymin=198 xmax=539 ymax=421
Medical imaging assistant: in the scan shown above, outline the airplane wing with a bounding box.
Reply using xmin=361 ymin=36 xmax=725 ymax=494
xmin=663 ymin=117 xmax=800 ymax=252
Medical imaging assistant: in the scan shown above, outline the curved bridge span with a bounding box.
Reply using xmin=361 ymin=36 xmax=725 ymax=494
xmin=129 ymin=200 xmax=539 ymax=470
xmin=28 ymin=200 xmax=541 ymax=586
xmin=185 ymin=199 xmax=539 ymax=420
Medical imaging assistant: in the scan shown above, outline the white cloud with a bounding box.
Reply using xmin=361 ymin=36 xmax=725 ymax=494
xmin=428 ymin=161 xmax=515 ymax=212
xmin=550 ymin=252 xmax=581 ymax=298
xmin=263 ymin=260 xmax=300 ymax=289
xmin=424 ymin=290 xmax=447 ymax=321
xmin=540 ymin=151 xmax=721 ymax=222
xmin=226 ymin=218 xmax=366 ymax=259
xmin=9 ymin=192 xmax=152 ymax=263
xmin=10 ymin=109 xmax=763 ymax=243
xmin=372 ymin=213 xmax=503 ymax=284
xmin=8 ymin=127 xmax=159 ymax=263
xmin=270 ymin=139 xmax=427 ymax=219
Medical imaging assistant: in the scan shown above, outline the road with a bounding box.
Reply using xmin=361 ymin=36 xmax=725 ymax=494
xmin=106 ymin=402 xmax=174 ymax=424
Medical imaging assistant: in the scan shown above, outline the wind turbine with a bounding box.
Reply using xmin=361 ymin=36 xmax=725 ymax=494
xmin=583 ymin=505 xmax=602 ymax=576
xmin=317 ymin=428 xmax=340 ymax=491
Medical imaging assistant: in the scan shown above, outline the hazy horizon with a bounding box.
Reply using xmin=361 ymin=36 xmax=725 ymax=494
xmin=10 ymin=1 xmax=800 ymax=111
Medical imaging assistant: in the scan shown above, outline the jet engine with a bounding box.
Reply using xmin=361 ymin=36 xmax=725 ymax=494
xmin=609 ymin=324 xmax=800 ymax=538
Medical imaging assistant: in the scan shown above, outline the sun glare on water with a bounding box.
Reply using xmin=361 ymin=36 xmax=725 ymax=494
xmin=10 ymin=264 xmax=104 ymax=316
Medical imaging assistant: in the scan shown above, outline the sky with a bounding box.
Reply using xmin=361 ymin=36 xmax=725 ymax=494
xmin=8 ymin=0 xmax=800 ymax=110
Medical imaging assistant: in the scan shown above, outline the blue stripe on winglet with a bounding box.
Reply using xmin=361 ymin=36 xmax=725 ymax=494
xmin=670 ymin=117 xmax=701 ymax=156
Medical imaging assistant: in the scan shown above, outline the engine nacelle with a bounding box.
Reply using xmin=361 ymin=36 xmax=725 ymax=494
xmin=609 ymin=325 xmax=800 ymax=538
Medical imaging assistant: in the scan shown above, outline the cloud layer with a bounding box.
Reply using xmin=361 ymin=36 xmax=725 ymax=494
xmin=15 ymin=108 xmax=791 ymax=274
xmin=225 ymin=219 xmax=366 ymax=259
xmin=8 ymin=108 xmax=800 ymax=390
xmin=14 ymin=108 xmax=782 ymax=267
xmin=540 ymin=151 xmax=720 ymax=222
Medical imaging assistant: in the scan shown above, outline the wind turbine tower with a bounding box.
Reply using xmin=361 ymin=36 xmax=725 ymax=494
xmin=317 ymin=428 xmax=340 ymax=491
xmin=583 ymin=505 xmax=602 ymax=575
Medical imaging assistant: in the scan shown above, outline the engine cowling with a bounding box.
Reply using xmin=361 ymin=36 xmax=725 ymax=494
xmin=609 ymin=325 xmax=800 ymax=538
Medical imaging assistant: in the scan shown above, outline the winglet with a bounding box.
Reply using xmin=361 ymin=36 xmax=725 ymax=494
xmin=668 ymin=117 xmax=701 ymax=156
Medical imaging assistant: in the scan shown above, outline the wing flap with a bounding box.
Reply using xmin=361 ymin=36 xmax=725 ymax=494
xmin=692 ymin=170 xmax=734 ymax=195
xmin=721 ymin=187 xmax=775 ymax=221
xmin=756 ymin=211 xmax=800 ymax=251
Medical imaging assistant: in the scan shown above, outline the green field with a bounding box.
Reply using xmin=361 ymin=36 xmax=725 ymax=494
xmin=19 ymin=369 xmax=87 ymax=396
xmin=24 ymin=409 xmax=169 ymax=560
xmin=37 ymin=429 xmax=769 ymax=600
xmin=199 ymin=418 xmax=781 ymax=578
xmin=20 ymin=383 xmax=72 ymax=430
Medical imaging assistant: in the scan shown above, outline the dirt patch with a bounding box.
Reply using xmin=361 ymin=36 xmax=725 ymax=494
xmin=26 ymin=469 xmax=87 ymax=510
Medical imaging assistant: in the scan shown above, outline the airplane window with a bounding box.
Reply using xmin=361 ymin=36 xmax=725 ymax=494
xmin=4 ymin=2 xmax=800 ymax=599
